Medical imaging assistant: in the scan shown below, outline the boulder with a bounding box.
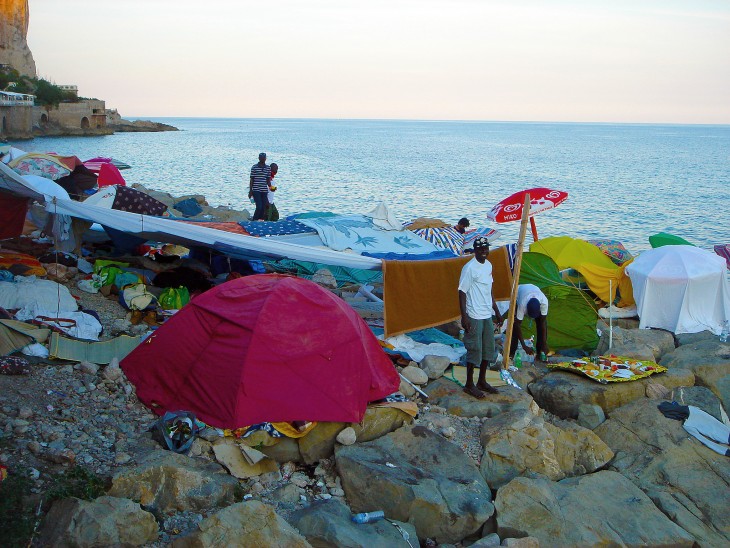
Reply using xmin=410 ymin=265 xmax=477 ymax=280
xmin=336 ymin=425 xmax=493 ymax=543
xmin=399 ymin=378 xmax=416 ymax=397
xmin=593 ymin=326 xmax=675 ymax=361
xmin=172 ymin=500 xmax=311 ymax=547
xmin=479 ymin=409 xmax=613 ymax=489
xmin=528 ymin=368 xmax=694 ymax=419
xmin=108 ymin=450 xmax=239 ymax=514
xmin=421 ymin=355 xmax=451 ymax=379
xmin=402 ymin=364 xmax=429 ymax=385
xmin=298 ymin=421 xmax=347 ymax=465
xmin=495 ymin=472 xmax=694 ymax=547
xmin=425 ymin=377 xmax=534 ymax=418
xmin=660 ymin=338 xmax=730 ymax=399
xmin=260 ymin=436 xmax=302 ymax=463
xmin=336 ymin=427 xmax=357 ymax=446
xmin=351 ymin=406 xmax=414 ymax=443
xmin=576 ymin=403 xmax=605 ymax=430
xmin=594 ymin=396 xmax=730 ymax=546
xmin=289 ymin=499 xmax=418 ymax=547
xmin=676 ymin=330 xmax=716 ymax=346
xmin=38 ymin=496 xmax=158 ymax=547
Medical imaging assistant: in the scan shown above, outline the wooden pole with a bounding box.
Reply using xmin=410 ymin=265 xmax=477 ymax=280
xmin=502 ymin=194 xmax=532 ymax=369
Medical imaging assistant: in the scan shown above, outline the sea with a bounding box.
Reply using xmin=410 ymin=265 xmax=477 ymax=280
xmin=11 ymin=118 xmax=730 ymax=253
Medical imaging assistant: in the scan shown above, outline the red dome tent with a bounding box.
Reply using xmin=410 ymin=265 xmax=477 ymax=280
xmin=121 ymin=274 xmax=399 ymax=429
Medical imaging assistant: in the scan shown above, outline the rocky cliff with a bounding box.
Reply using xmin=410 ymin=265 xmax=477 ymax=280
xmin=0 ymin=0 xmax=36 ymax=77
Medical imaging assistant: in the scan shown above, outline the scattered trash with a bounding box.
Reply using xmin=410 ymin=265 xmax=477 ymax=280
xmin=352 ymin=510 xmax=385 ymax=524
xmin=385 ymin=462 xmax=397 ymax=468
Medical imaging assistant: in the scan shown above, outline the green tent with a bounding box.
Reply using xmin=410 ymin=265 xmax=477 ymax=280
xmin=517 ymin=252 xmax=599 ymax=352
xmin=649 ymin=232 xmax=695 ymax=248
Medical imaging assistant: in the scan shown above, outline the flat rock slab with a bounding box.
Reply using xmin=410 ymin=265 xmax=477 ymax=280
xmin=495 ymin=471 xmax=695 ymax=547
xmin=289 ymin=499 xmax=418 ymax=548
xmin=593 ymin=326 xmax=676 ymax=361
xmin=336 ymin=424 xmax=493 ymax=544
xmin=660 ymin=338 xmax=730 ymax=399
xmin=595 ymin=396 xmax=730 ymax=546
xmin=528 ymin=368 xmax=694 ymax=419
xmin=425 ymin=377 xmax=534 ymax=418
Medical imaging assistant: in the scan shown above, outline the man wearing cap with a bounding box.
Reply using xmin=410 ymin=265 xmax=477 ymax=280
xmin=458 ymin=237 xmax=503 ymax=398
xmin=510 ymin=283 xmax=549 ymax=362
xmin=249 ymin=152 xmax=272 ymax=221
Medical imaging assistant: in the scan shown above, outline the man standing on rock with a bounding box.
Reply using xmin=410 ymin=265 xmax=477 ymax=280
xmin=248 ymin=152 xmax=271 ymax=221
xmin=458 ymin=237 xmax=503 ymax=398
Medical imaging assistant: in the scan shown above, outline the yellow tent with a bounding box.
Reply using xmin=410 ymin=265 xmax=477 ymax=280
xmin=530 ymin=236 xmax=634 ymax=305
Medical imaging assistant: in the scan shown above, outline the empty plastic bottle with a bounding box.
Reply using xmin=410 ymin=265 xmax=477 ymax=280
xmin=352 ymin=511 xmax=385 ymax=524
xmin=721 ymin=321 xmax=730 ymax=343
xmin=514 ymin=351 xmax=522 ymax=368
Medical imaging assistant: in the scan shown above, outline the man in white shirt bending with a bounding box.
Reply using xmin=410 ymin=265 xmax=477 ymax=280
xmin=510 ymin=283 xmax=549 ymax=363
xmin=458 ymin=237 xmax=503 ymax=398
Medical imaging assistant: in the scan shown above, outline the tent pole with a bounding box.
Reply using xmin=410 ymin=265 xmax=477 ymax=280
xmin=530 ymin=216 xmax=538 ymax=241
xmin=502 ymin=194 xmax=532 ymax=369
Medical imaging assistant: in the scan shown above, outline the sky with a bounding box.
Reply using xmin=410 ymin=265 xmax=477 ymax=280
xmin=26 ymin=0 xmax=730 ymax=123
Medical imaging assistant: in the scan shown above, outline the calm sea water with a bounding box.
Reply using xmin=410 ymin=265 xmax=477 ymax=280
xmin=12 ymin=118 xmax=730 ymax=253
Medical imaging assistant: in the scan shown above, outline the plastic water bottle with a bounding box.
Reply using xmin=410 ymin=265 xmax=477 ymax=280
xmin=720 ymin=322 xmax=728 ymax=343
xmin=524 ymin=338 xmax=535 ymax=364
xmin=352 ymin=510 xmax=385 ymax=524
xmin=514 ymin=351 xmax=522 ymax=368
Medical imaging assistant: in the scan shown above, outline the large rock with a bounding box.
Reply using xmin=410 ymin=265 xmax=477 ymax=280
xmin=38 ymin=496 xmax=158 ymax=547
xmin=108 ymin=450 xmax=239 ymax=514
xmin=528 ymin=368 xmax=694 ymax=419
xmin=336 ymin=425 xmax=493 ymax=543
xmin=593 ymin=326 xmax=675 ymax=360
xmin=425 ymin=377 xmax=534 ymax=418
xmin=289 ymin=499 xmax=417 ymax=548
xmin=495 ymin=472 xmax=694 ymax=547
xmin=0 ymin=0 xmax=36 ymax=78
xmin=260 ymin=436 xmax=302 ymax=463
xmin=479 ymin=408 xmax=612 ymax=489
xmin=421 ymin=354 xmax=451 ymax=379
xmin=676 ymin=330 xmax=717 ymax=346
xmin=172 ymin=500 xmax=311 ymax=547
xmin=660 ymin=338 xmax=730 ymax=400
xmin=350 ymin=406 xmax=414 ymax=443
xmin=594 ymin=396 xmax=730 ymax=546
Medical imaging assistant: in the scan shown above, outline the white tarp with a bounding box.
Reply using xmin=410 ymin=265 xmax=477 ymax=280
xmin=626 ymin=245 xmax=730 ymax=335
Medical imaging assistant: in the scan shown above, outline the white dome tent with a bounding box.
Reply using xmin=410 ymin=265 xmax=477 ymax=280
xmin=626 ymin=245 xmax=730 ymax=335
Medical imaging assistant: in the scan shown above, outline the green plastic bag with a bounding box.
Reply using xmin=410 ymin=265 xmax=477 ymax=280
xmin=159 ymin=286 xmax=190 ymax=310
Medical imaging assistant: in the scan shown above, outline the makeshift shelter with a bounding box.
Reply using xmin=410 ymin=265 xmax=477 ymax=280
xmin=120 ymin=275 xmax=400 ymax=428
xmin=518 ymin=252 xmax=599 ymax=352
xmin=626 ymin=245 xmax=730 ymax=335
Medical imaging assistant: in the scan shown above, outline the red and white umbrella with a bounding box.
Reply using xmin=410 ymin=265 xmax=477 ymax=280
xmin=487 ymin=187 xmax=568 ymax=241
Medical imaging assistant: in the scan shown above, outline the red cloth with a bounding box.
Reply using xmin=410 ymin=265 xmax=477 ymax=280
xmin=0 ymin=194 xmax=30 ymax=239
xmin=121 ymin=274 xmax=399 ymax=429
xmin=98 ymin=163 xmax=127 ymax=187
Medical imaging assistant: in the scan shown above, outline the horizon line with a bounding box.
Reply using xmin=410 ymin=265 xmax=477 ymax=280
xmin=126 ymin=115 xmax=730 ymax=128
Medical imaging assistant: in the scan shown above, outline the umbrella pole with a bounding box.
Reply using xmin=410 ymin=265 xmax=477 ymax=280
xmin=502 ymin=194 xmax=532 ymax=369
xmin=530 ymin=216 xmax=538 ymax=241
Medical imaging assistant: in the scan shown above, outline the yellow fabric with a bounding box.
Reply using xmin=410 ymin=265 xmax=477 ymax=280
xmin=404 ymin=217 xmax=450 ymax=230
xmin=548 ymin=355 xmax=666 ymax=383
xmin=574 ymin=262 xmax=635 ymax=306
xmin=383 ymin=246 xmax=513 ymax=337
xmin=530 ymin=236 xmax=617 ymax=270
xmin=271 ymin=421 xmax=317 ymax=438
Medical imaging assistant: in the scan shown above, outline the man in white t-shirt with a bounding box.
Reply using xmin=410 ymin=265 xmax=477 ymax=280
xmin=510 ymin=283 xmax=549 ymax=362
xmin=458 ymin=237 xmax=503 ymax=398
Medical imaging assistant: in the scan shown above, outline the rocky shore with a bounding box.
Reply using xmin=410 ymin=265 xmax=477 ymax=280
xmin=1 ymin=186 xmax=729 ymax=547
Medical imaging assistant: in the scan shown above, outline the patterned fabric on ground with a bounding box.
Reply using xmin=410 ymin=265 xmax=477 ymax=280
xmin=299 ymin=215 xmax=440 ymax=254
xmin=112 ymin=186 xmax=167 ymax=215
xmin=238 ymin=219 xmax=313 ymax=237
xmin=8 ymin=153 xmax=71 ymax=180
xmin=588 ymin=239 xmax=634 ymax=265
xmin=0 ymin=252 xmax=47 ymax=277
xmin=412 ymin=227 xmax=464 ymax=256
xmin=715 ymin=244 xmax=730 ymax=269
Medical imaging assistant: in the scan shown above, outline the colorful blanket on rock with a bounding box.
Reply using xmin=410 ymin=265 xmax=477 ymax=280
xmin=548 ymin=355 xmax=667 ymax=383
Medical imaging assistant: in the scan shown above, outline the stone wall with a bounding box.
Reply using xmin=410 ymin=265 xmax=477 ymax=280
xmin=0 ymin=0 xmax=35 ymax=76
xmin=0 ymin=102 xmax=32 ymax=138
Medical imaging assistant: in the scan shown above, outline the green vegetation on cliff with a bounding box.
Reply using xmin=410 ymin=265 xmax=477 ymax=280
xmin=0 ymin=66 xmax=75 ymax=106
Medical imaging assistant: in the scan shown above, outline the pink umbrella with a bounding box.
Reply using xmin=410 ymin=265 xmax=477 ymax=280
xmin=487 ymin=187 xmax=568 ymax=241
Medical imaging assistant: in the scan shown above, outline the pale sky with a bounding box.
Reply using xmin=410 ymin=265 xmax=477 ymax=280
xmin=27 ymin=0 xmax=730 ymax=123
